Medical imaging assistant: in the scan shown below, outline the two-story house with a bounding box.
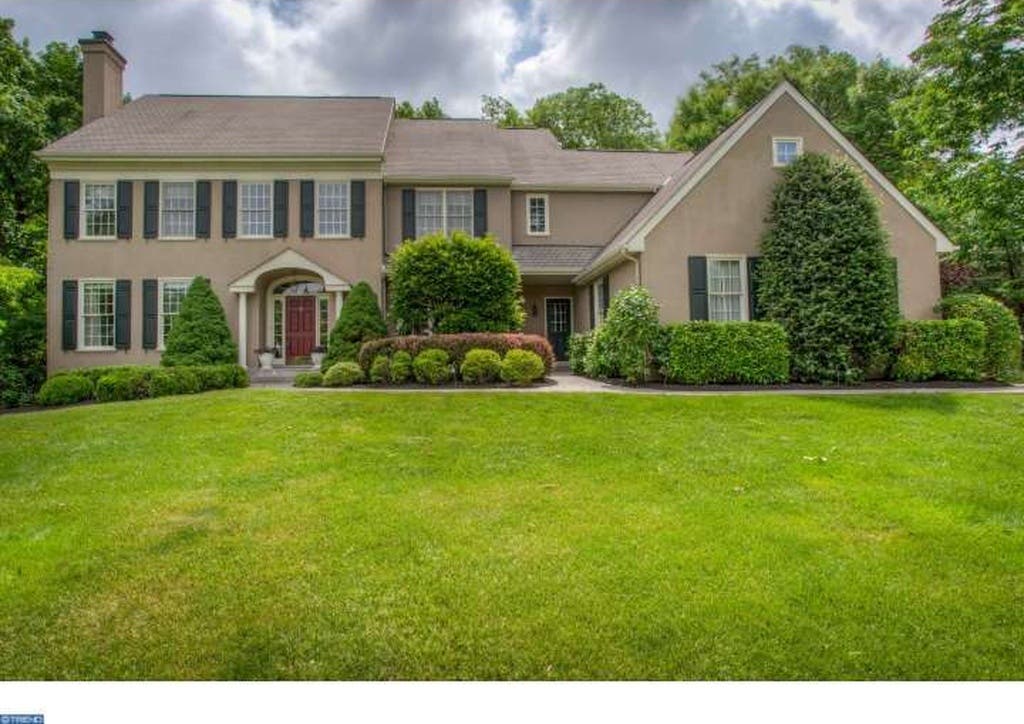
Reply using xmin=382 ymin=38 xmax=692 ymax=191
xmin=40 ymin=32 xmax=952 ymax=373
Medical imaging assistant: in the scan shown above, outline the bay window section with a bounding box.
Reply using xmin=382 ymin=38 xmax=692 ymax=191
xmin=80 ymin=280 xmax=115 ymax=349
xmin=83 ymin=183 xmax=116 ymax=239
xmin=707 ymin=257 xmax=746 ymax=321
xmin=160 ymin=182 xmax=196 ymax=238
xmin=240 ymin=182 xmax=272 ymax=238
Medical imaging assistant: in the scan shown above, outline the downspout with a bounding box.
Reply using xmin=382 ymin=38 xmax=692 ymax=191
xmin=621 ymin=246 xmax=641 ymax=285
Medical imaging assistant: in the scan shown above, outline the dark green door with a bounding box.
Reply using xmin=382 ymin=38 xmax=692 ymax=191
xmin=545 ymin=298 xmax=572 ymax=360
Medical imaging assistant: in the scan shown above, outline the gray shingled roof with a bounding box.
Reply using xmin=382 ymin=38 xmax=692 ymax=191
xmin=383 ymin=119 xmax=514 ymax=180
xmin=512 ymin=244 xmax=604 ymax=272
xmin=38 ymin=95 xmax=395 ymax=157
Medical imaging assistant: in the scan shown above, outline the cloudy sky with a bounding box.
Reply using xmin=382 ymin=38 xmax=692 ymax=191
xmin=2 ymin=0 xmax=942 ymax=128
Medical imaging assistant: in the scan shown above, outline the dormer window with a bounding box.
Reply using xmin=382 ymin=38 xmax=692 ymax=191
xmin=772 ymin=137 xmax=803 ymax=167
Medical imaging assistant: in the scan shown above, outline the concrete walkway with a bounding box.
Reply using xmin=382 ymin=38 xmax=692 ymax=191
xmin=262 ymin=371 xmax=1024 ymax=396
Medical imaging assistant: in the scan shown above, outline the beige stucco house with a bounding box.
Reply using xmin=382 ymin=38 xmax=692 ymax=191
xmin=39 ymin=32 xmax=952 ymax=372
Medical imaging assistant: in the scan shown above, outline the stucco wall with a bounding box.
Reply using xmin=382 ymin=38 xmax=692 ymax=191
xmin=383 ymin=185 xmax=512 ymax=251
xmin=510 ymin=191 xmax=651 ymax=246
xmin=642 ymin=92 xmax=942 ymax=323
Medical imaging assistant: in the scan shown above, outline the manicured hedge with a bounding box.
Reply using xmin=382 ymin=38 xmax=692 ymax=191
xmin=413 ymin=349 xmax=452 ymax=385
xmin=369 ymin=355 xmax=390 ymax=383
xmin=358 ymin=333 xmax=554 ymax=375
xmin=323 ymin=361 xmax=364 ymax=387
xmin=938 ymin=294 xmax=1021 ymax=380
xmin=39 ymin=364 xmax=249 ymax=406
xmin=500 ymin=349 xmax=545 ymax=386
xmin=293 ymin=371 xmax=323 ymax=388
xmin=657 ymin=322 xmax=790 ymax=385
xmin=460 ymin=349 xmax=502 ymax=384
xmin=892 ymin=319 xmax=986 ymax=382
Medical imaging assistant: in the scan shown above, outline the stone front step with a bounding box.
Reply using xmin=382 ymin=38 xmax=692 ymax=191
xmin=249 ymin=365 xmax=318 ymax=384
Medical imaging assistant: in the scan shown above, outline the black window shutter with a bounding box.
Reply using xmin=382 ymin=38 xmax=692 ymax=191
xmin=351 ymin=180 xmax=366 ymax=238
xmin=222 ymin=181 xmax=237 ymax=238
xmin=143 ymin=181 xmax=159 ymax=238
xmin=116 ymin=180 xmax=133 ymax=239
xmin=601 ymin=275 xmax=610 ymax=316
xmin=299 ymin=180 xmax=314 ymax=238
xmin=401 ymin=189 xmax=416 ymax=240
xmin=688 ymin=256 xmax=709 ymax=321
xmin=142 ymin=279 xmax=158 ymax=350
xmin=747 ymin=256 xmax=762 ymax=320
xmin=62 ymin=280 xmax=78 ymax=350
xmin=63 ymin=181 xmax=79 ymax=239
xmin=115 ymin=279 xmax=131 ymax=350
xmin=473 ymin=188 xmax=487 ymax=237
xmin=589 ymin=286 xmax=595 ymax=329
xmin=273 ymin=180 xmax=289 ymax=237
xmin=195 ymin=181 xmax=211 ymax=238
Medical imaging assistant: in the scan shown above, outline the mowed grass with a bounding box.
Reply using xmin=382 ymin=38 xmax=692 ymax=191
xmin=1 ymin=389 xmax=1023 ymax=680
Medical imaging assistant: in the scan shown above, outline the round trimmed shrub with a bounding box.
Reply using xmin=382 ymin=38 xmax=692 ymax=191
xmin=390 ymin=350 xmax=413 ymax=384
xmin=500 ymin=349 xmax=545 ymax=386
xmin=293 ymin=371 xmax=323 ymax=388
xmin=95 ymin=368 xmax=153 ymax=402
xmin=413 ymin=348 xmax=452 ymax=385
xmin=938 ymin=293 xmax=1021 ymax=380
xmin=323 ymin=361 xmax=364 ymax=387
xmin=369 ymin=354 xmax=390 ymax=383
xmin=460 ymin=348 xmax=502 ymax=384
xmin=150 ymin=367 xmax=201 ymax=397
xmin=37 ymin=374 xmax=93 ymax=406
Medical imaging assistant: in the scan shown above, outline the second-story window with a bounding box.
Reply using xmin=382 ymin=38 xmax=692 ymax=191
xmin=160 ymin=182 xmax=195 ymax=238
xmin=415 ymin=189 xmax=473 ymax=237
xmin=83 ymin=183 xmax=116 ymax=239
xmin=317 ymin=182 xmax=350 ymax=237
xmin=527 ymin=194 xmax=549 ymax=235
xmin=240 ymin=182 xmax=273 ymax=238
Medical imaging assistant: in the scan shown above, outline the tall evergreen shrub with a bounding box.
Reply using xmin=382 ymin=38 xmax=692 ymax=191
xmin=161 ymin=277 xmax=237 ymax=366
xmin=322 ymin=281 xmax=387 ymax=370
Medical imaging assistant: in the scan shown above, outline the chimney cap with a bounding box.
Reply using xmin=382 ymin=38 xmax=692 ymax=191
xmin=91 ymin=30 xmax=114 ymax=43
xmin=78 ymin=29 xmax=126 ymax=67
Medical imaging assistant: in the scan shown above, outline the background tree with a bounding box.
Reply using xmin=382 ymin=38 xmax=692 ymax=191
xmin=0 ymin=263 xmax=45 ymax=406
xmin=161 ymin=277 xmax=237 ymax=366
xmin=394 ymin=97 xmax=446 ymax=119
xmin=525 ymin=83 xmax=661 ymax=150
xmin=322 ymin=281 xmax=386 ymax=370
xmin=480 ymin=94 xmax=525 ymax=126
xmin=757 ymin=153 xmax=899 ymax=382
xmin=389 ymin=231 xmax=524 ymax=334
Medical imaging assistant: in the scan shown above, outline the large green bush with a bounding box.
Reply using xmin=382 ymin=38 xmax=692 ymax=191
xmin=322 ymin=281 xmax=386 ymax=370
xmin=389 ymin=351 xmax=413 ymax=384
xmin=598 ymin=285 xmax=661 ymax=383
xmin=567 ymin=332 xmax=592 ymax=375
xmin=413 ymin=349 xmax=452 ymax=385
xmin=162 ymin=277 xmax=238 ymax=367
xmin=36 ymin=374 xmax=93 ymax=406
xmin=757 ymin=153 xmax=899 ymax=383
xmin=583 ymin=326 xmax=617 ymax=379
xmin=323 ymin=361 xmax=364 ymax=387
xmin=938 ymin=294 xmax=1021 ymax=380
xmin=388 ymin=231 xmax=525 ymax=333
xmin=892 ymin=320 xmax=986 ymax=381
xmin=500 ymin=349 xmax=545 ymax=386
xmin=95 ymin=368 xmax=155 ymax=402
xmin=657 ymin=322 xmax=790 ymax=384
xmin=0 ymin=264 xmax=45 ymax=406
xmin=369 ymin=354 xmax=390 ymax=383
xmin=460 ymin=348 xmax=502 ymax=384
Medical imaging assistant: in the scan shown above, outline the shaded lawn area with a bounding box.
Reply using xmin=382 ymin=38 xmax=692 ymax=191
xmin=1 ymin=389 xmax=1023 ymax=680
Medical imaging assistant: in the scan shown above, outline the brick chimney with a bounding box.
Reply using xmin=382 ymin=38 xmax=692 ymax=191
xmin=79 ymin=30 xmax=126 ymax=124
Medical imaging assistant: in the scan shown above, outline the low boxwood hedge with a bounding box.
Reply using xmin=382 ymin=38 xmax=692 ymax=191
xmin=323 ymin=361 xmax=364 ymax=387
xmin=412 ymin=349 xmax=452 ymax=385
xmin=500 ymin=349 xmax=545 ymax=386
xmin=460 ymin=348 xmax=502 ymax=384
xmin=938 ymin=294 xmax=1021 ymax=380
xmin=389 ymin=351 xmax=413 ymax=384
xmin=293 ymin=371 xmax=323 ymax=388
xmin=37 ymin=374 xmax=94 ymax=406
xmin=657 ymin=322 xmax=790 ymax=385
xmin=359 ymin=333 xmax=554 ymax=376
xmin=892 ymin=319 xmax=986 ymax=381
xmin=38 ymin=364 xmax=249 ymax=406
xmin=369 ymin=354 xmax=390 ymax=383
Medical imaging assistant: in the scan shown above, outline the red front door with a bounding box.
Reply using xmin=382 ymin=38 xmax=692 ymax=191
xmin=285 ymin=296 xmax=316 ymax=362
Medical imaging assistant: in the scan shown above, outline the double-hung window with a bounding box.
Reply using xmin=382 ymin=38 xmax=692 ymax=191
xmin=317 ymin=182 xmax=350 ymax=237
xmin=80 ymin=280 xmax=115 ymax=350
xmin=772 ymin=137 xmax=803 ymax=167
xmin=415 ymin=189 xmax=473 ymax=237
xmin=527 ymin=194 xmax=549 ymax=235
xmin=592 ymin=275 xmax=610 ymax=327
xmin=160 ymin=182 xmax=196 ymax=238
xmin=707 ymin=257 xmax=747 ymax=321
xmin=83 ymin=183 xmax=116 ymax=239
xmin=158 ymin=278 xmax=191 ymax=349
xmin=240 ymin=182 xmax=273 ymax=237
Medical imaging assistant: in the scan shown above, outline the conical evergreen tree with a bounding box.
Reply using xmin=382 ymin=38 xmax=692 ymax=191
xmin=322 ymin=281 xmax=386 ymax=370
xmin=161 ymin=276 xmax=237 ymax=366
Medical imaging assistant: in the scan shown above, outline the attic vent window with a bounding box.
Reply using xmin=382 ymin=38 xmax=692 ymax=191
xmin=772 ymin=137 xmax=803 ymax=167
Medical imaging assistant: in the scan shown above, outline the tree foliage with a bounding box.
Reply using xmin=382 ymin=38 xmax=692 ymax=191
xmin=388 ymin=231 xmax=524 ymax=334
xmin=322 ymin=281 xmax=386 ymax=370
xmin=0 ymin=263 xmax=45 ymax=406
xmin=480 ymin=94 xmax=526 ymax=126
xmin=395 ymin=97 xmax=446 ymax=119
xmin=161 ymin=277 xmax=237 ymax=367
xmin=525 ymin=83 xmax=662 ymax=150
xmin=758 ymin=153 xmax=899 ymax=383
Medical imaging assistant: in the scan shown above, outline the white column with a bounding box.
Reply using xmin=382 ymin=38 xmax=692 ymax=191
xmin=237 ymin=291 xmax=248 ymax=367
xmin=334 ymin=291 xmax=344 ymax=322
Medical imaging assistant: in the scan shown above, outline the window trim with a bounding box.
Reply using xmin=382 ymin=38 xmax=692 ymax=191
xmin=706 ymin=254 xmax=749 ymax=322
xmin=158 ymin=180 xmax=197 ymax=241
xmin=526 ymin=193 xmax=550 ymax=236
xmin=592 ymin=276 xmax=609 ymax=327
xmin=314 ymin=180 xmax=352 ymax=239
xmin=80 ymin=182 xmax=118 ymax=241
xmin=157 ymin=277 xmax=193 ymax=351
xmin=772 ymin=136 xmax=804 ymax=167
xmin=78 ymin=278 xmax=117 ymax=351
xmin=238 ymin=180 xmax=274 ymax=239
xmin=414 ymin=187 xmax=475 ymax=237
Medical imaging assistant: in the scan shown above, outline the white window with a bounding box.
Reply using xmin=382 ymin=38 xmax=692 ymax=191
xmin=772 ymin=137 xmax=803 ymax=167
xmin=158 ymin=278 xmax=191 ymax=349
xmin=707 ymin=257 xmax=747 ymax=321
xmin=160 ymin=182 xmax=195 ymax=239
xmin=318 ymin=295 xmax=330 ymax=345
xmin=80 ymin=280 xmax=115 ymax=350
xmin=592 ymin=276 xmax=609 ymax=327
xmin=316 ymin=182 xmax=350 ymax=237
xmin=527 ymin=194 xmax=549 ymax=236
xmin=82 ymin=183 xmax=116 ymax=239
xmin=240 ymin=182 xmax=272 ymax=238
xmin=415 ymin=189 xmax=474 ymax=237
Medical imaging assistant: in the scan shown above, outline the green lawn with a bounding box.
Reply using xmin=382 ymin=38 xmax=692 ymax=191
xmin=1 ymin=389 xmax=1023 ymax=680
